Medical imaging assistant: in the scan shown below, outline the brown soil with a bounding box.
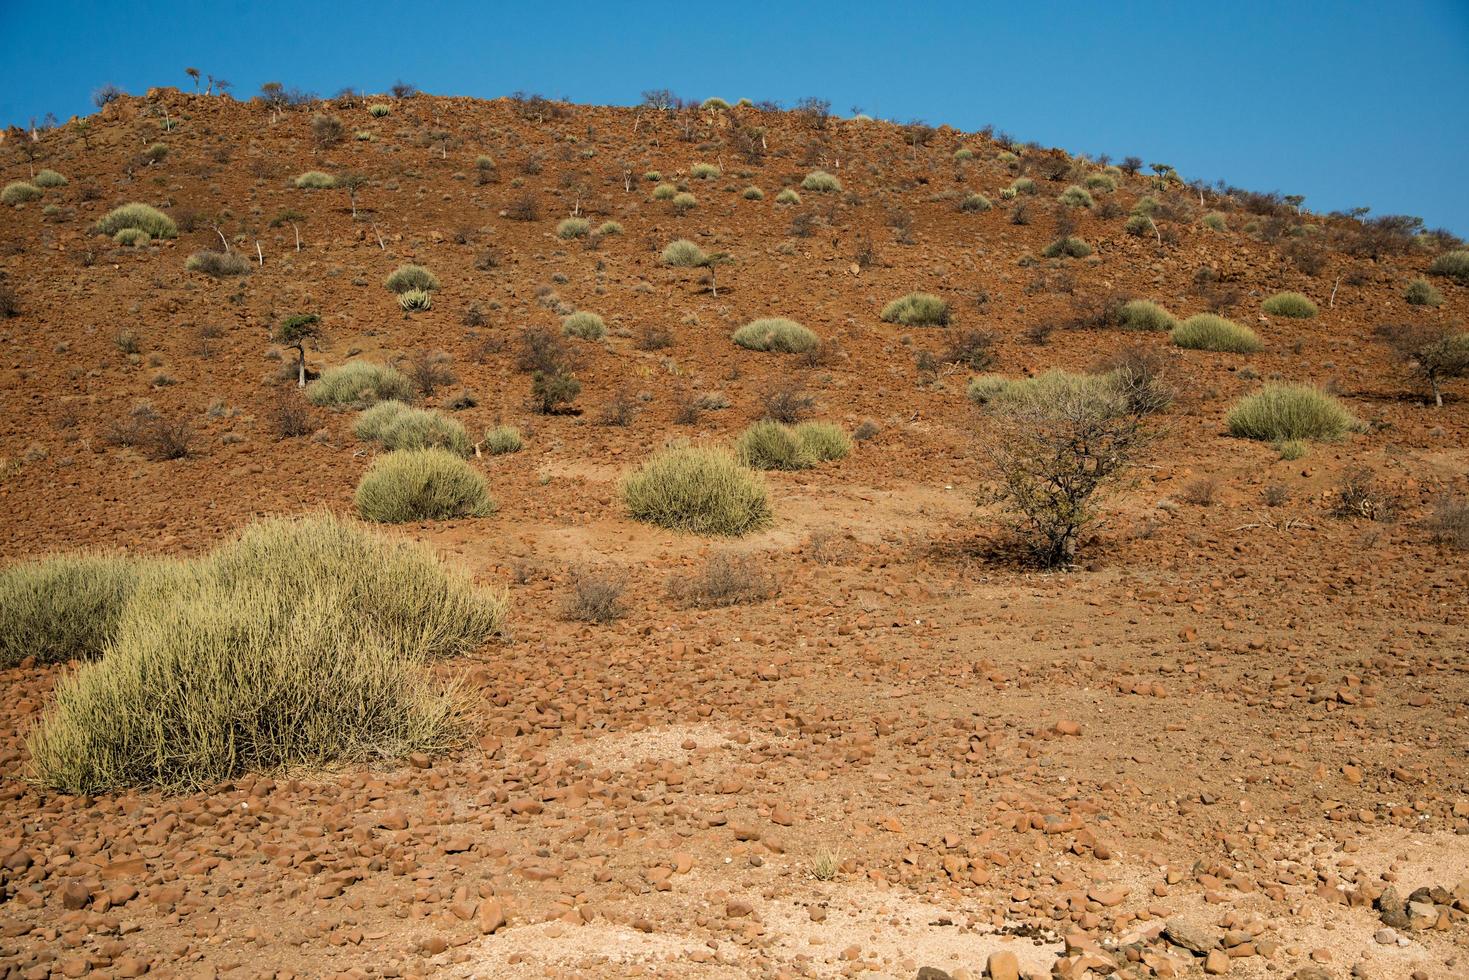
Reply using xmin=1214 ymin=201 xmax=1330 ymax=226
xmin=0 ymin=91 xmax=1466 ymax=979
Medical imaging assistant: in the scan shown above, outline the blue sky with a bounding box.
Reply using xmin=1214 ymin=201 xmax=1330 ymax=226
xmin=4 ymin=1 xmax=1467 ymax=234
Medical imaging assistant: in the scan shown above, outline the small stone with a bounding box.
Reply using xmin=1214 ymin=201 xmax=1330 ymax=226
xmin=1204 ymin=949 xmax=1229 ymax=975
xmin=1374 ymin=928 xmax=1398 ymax=945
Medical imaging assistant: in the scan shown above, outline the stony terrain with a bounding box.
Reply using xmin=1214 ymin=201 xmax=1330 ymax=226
xmin=0 ymin=90 xmax=1466 ymax=979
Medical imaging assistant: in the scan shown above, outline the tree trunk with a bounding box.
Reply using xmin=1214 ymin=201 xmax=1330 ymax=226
xmin=297 ymin=349 xmax=306 ymax=388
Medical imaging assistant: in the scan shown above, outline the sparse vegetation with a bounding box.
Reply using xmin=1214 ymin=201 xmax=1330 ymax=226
xmin=1262 ymin=292 xmax=1317 ymax=318
xmin=1427 ymin=494 xmax=1469 ymax=549
xmin=959 ymin=193 xmax=992 ymax=213
xmin=621 ymin=445 xmax=771 ymax=536
xmin=563 ymin=311 xmax=607 ymax=340
xmin=1428 ymin=250 xmax=1469 ymax=285
xmin=881 ymin=292 xmax=950 ymax=327
xmin=668 ymin=552 xmax=777 ymax=608
xmin=775 ymin=189 xmax=801 ymax=205
xmin=185 ymin=250 xmax=250 ymax=277
xmin=1172 ymin=313 xmax=1262 ymax=353
xmin=1405 ymin=278 xmax=1443 ymax=307
xmin=307 ymin=361 xmax=416 ymax=408
xmin=481 ymin=425 xmax=523 ymax=455
xmin=1226 ymin=384 xmax=1354 ymax=441
xmin=355 ymin=448 xmax=495 ymax=523
xmin=732 ymin=318 xmax=819 ymax=353
xmin=801 ymin=170 xmax=841 ymax=192
xmin=561 ymin=569 xmax=626 ymax=623
xmin=384 ymin=264 xmax=440 ymax=294
xmin=531 ymin=370 xmax=581 ymax=413
xmin=294 ymin=170 xmax=336 ymax=189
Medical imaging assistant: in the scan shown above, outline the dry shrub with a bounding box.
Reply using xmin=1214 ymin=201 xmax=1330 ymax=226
xmin=561 ymin=568 xmax=626 ymax=623
xmin=1331 ymin=469 xmax=1395 ymax=522
xmin=406 ymin=350 xmax=457 ymax=396
xmin=271 ymin=397 xmax=314 ymax=439
xmin=1427 ymin=494 xmax=1469 ymax=548
xmin=668 ymin=552 xmax=777 ymax=608
xmin=760 ymin=381 xmax=816 ymax=423
xmin=1179 ymin=475 xmax=1219 ymax=507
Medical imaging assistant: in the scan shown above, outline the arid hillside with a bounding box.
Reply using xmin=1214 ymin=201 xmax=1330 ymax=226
xmin=0 ymin=89 xmax=1466 ymax=980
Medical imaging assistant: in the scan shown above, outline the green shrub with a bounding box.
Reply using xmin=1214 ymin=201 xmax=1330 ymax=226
xmin=960 ymin=193 xmax=992 ymax=213
xmin=1010 ymin=177 xmax=1037 ymax=195
xmin=743 ymin=186 xmax=764 ymax=200
xmin=652 ymin=182 xmax=677 ymax=200
xmin=881 ymin=292 xmax=950 ymax=326
xmin=968 ymin=369 xmax=1122 ymax=415
xmin=1226 ymin=384 xmax=1354 ymax=441
xmin=367 ymin=103 xmax=391 ymax=117
xmin=965 ymin=374 xmax=1011 ymax=405
xmin=1084 ymin=173 xmax=1116 ymax=193
xmin=1429 ymin=250 xmax=1469 ymax=284
xmin=294 ymin=171 xmax=336 ymax=189
xmin=794 ymin=421 xmax=851 ymax=461
xmin=731 ymin=317 xmax=819 ymax=353
xmin=354 ymin=402 xmax=471 ymax=455
xmin=1405 ymin=278 xmax=1444 ymax=307
xmin=1202 ymin=212 xmax=1227 ymax=231
xmin=556 ymin=217 xmax=590 ymax=238
xmin=1131 ymin=195 xmax=1159 ymax=216
xmin=802 ymin=170 xmax=841 ymax=193
xmin=307 ymin=361 xmax=416 ymax=408
xmin=596 ymin=221 xmax=623 ymax=236
xmin=1276 ymin=439 xmax=1307 ymax=460
xmin=737 ymin=421 xmax=815 ymax=470
xmin=953 ymin=147 xmax=975 ymax=161
xmin=1124 ymin=215 xmax=1153 ymax=237
xmin=384 ymin=264 xmax=439 ymax=293
xmin=1059 ymin=185 xmax=1094 ymax=208
xmin=355 ymin=448 xmax=495 ymax=523
xmin=1118 ymin=299 xmax=1176 ymax=332
xmin=185 ymin=250 xmax=250 ymax=277
xmin=482 ymin=425 xmax=523 ymax=455
xmin=0 ymin=554 xmax=150 ymax=667
xmin=398 ymin=288 xmax=432 ymax=312
xmin=95 ymin=203 xmax=177 ymax=239
xmin=2 ymin=182 xmax=42 ymax=205
xmin=531 ymin=370 xmax=581 ymax=413
xmin=563 ymin=311 xmax=607 ymax=340
xmin=775 ymin=189 xmax=801 ymax=205
xmin=661 ymin=239 xmax=708 ymax=267
xmin=1172 ymin=313 xmax=1262 ymax=353
xmin=26 ymin=513 xmax=502 ymax=793
xmin=621 ymin=445 xmax=771 ymax=536
xmin=32 ymin=170 xmax=67 ymax=188
xmin=690 ymin=162 xmax=720 ymax=179
xmin=113 ymin=228 xmax=150 ymax=246
xmin=1262 ymin=292 xmax=1317 ymax=318
xmin=1042 ymin=236 xmax=1091 ymax=258
xmin=700 ymin=97 xmax=730 ymax=110
xmin=671 ymin=191 xmax=697 ymax=213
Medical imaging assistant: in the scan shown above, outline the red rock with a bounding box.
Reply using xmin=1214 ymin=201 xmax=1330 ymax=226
xmin=986 ymin=949 xmax=1019 ymax=980
xmin=478 ymin=897 xmax=506 ymax=934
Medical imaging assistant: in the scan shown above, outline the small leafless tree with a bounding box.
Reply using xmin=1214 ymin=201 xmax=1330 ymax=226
xmin=1376 ymin=323 xmax=1469 ymax=407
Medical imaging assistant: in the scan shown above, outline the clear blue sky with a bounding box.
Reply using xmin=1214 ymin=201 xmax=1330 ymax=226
xmin=4 ymin=1 xmax=1467 ymax=234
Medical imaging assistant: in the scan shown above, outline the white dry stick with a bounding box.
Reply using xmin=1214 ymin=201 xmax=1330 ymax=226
xmin=292 ymin=223 xmax=301 ymax=252
xmin=214 ymin=225 xmax=229 ymax=252
xmin=255 ymin=241 xmax=263 ymax=266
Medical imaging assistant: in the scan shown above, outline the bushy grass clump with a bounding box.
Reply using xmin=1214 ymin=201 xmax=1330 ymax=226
xmin=661 ymin=239 xmax=708 ymax=267
xmin=185 ymin=250 xmax=250 ymax=277
xmin=563 ymin=311 xmax=607 ymax=340
xmin=1118 ymin=299 xmax=1177 ymax=332
xmin=690 ymin=162 xmax=721 ymax=179
xmin=1202 ymin=212 xmax=1227 ymax=231
xmin=95 ymin=203 xmax=177 ymax=239
xmin=384 ymin=264 xmax=439 ymax=293
xmin=556 ymin=217 xmax=590 ymax=239
xmin=743 ymin=186 xmax=764 ymax=200
xmin=1429 ymin=250 xmax=1469 ymax=284
xmin=671 ymin=191 xmax=697 ymax=213
xmin=2 ymin=182 xmax=42 ymax=205
xmin=801 ymin=170 xmax=842 ymax=192
xmin=960 ymin=193 xmax=992 ymax=213
xmin=1262 ymin=292 xmax=1318 ymax=318
xmin=294 ymin=171 xmax=336 ymax=189
xmin=1043 ymin=236 xmax=1091 ymax=259
xmin=481 ymin=425 xmax=522 ymax=455
xmin=113 ymin=228 xmax=150 ymax=246
xmin=307 ymin=361 xmax=416 ymax=408
xmin=1405 ymin=278 xmax=1444 ymax=307
xmin=775 ymin=189 xmax=801 ymax=205
xmin=354 ymin=402 xmax=471 ymax=455
xmin=967 ymin=369 xmax=1122 ymax=414
xmin=1172 ymin=313 xmax=1262 ymax=353
xmin=32 ymin=169 xmax=67 ymax=188
xmin=355 ymin=448 xmax=496 ymax=523
xmin=1059 ymin=185 xmax=1094 ymax=208
xmin=953 ymin=147 xmax=975 ymax=161
xmin=1084 ymin=173 xmax=1116 ymax=193
xmin=1226 ymin=384 xmax=1354 ymax=442
xmin=1010 ymin=177 xmax=1037 ymax=195
xmin=25 ymin=513 xmax=504 ymax=793
xmin=621 ymin=445 xmax=771 ymax=536
xmin=596 ymin=221 xmax=623 ymax=235
xmin=731 ymin=318 xmax=819 ymax=353
xmin=737 ymin=421 xmax=815 ymax=471
xmin=0 ymin=555 xmax=152 ymax=667
xmin=651 ymin=182 xmax=677 ymax=200
xmin=793 ymin=421 xmax=851 ymax=461
xmin=881 ymin=292 xmax=950 ymax=326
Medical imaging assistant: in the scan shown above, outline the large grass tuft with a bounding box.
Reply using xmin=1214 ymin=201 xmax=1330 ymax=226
xmin=355 ymin=449 xmax=496 ymax=523
xmin=1172 ymin=313 xmax=1262 ymax=353
xmin=737 ymin=421 xmax=816 ymax=471
xmin=1428 ymin=250 xmax=1469 ymax=285
xmin=384 ymin=264 xmax=439 ymax=294
xmin=880 ymin=292 xmax=950 ymax=327
xmin=661 ymin=239 xmax=708 ymax=267
xmin=0 ymin=555 xmax=152 ymax=667
xmin=731 ymin=318 xmax=819 ymax=353
xmin=95 ymin=203 xmax=177 ymax=239
xmin=621 ymin=445 xmax=771 ymax=536
xmin=1226 ymin=384 xmax=1354 ymax=441
xmin=1262 ymin=292 xmax=1318 ymax=318
xmin=354 ymin=402 xmax=471 ymax=455
xmin=1117 ymin=299 xmax=1176 ymax=332
xmin=307 ymin=361 xmax=416 ymax=408
xmin=3 ymin=182 xmax=42 ymax=205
